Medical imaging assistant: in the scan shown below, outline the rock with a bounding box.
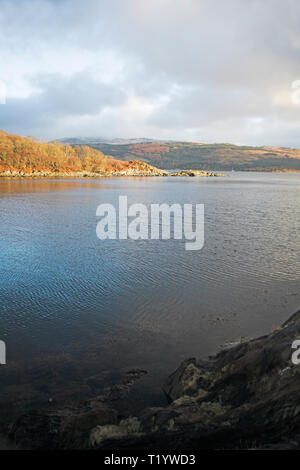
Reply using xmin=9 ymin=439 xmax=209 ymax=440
xmin=89 ymin=417 xmax=143 ymax=448
xmin=169 ymin=170 xmax=227 ymax=177
xmin=90 ymin=308 xmax=300 ymax=450
xmin=122 ymin=368 xmax=148 ymax=385
xmin=9 ymin=402 xmax=117 ymax=450
xmin=9 ymin=308 xmax=300 ymax=449
xmin=163 ymin=358 xmax=213 ymax=402
xmin=0 ymin=165 xmax=226 ymax=178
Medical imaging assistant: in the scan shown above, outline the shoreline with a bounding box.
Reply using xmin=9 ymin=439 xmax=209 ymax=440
xmin=0 ymin=170 xmax=227 ymax=178
xmin=1 ymin=169 xmax=300 ymax=179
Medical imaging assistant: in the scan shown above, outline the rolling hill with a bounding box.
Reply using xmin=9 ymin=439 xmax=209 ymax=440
xmin=62 ymin=140 xmax=300 ymax=172
xmin=0 ymin=130 xmax=166 ymax=177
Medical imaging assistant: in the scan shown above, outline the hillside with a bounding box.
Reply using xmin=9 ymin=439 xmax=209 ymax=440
xmin=67 ymin=140 xmax=300 ymax=171
xmin=0 ymin=131 xmax=166 ymax=177
xmin=3 ymin=130 xmax=299 ymax=175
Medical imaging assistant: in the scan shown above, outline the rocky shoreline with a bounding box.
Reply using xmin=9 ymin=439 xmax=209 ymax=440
xmin=6 ymin=308 xmax=300 ymax=450
xmin=0 ymin=167 xmax=226 ymax=178
xmin=168 ymin=169 xmax=227 ymax=177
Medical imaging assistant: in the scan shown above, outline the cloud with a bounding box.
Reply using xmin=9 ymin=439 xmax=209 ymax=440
xmin=0 ymin=0 xmax=300 ymax=145
xmin=0 ymin=73 xmax=127 ymax=133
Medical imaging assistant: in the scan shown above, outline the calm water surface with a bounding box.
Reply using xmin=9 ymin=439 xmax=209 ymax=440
xmin=0 ymin=172 xmax=299 ymax=411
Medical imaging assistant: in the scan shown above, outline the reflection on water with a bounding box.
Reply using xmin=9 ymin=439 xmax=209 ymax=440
xmin=0 ymin=173 xmax=299 ymax=417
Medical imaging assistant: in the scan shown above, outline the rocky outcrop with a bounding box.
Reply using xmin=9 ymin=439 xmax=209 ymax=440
xmin=0 ymin=167 xmax=227 ymax=177
xmin=9 ymin=401 xmax=118 ymax=450
xmin=7 ymin=368 xmax=148 ymax=450
xmin=111 ymin=160 xmax=168 ymax=176
xmin=0 ymin=161 xmax=168 ymax=178
xmin=169 ymin=170 xmax=227 ymax=177
xmin=9 ymin=309 xmax=300 ymax=450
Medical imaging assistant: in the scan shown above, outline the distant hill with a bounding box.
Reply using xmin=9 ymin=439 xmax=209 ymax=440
xmin=58 ymin=137 xmax=159 ymax=145
xmin=0 ymin=130 xmax=166 ymax=176
xmin=59 ymin=139 xmax=300 ymax=171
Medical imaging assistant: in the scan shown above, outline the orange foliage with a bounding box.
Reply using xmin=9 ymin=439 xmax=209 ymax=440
xmin=127 ymin=143 xmax=170 ymax=160
xmin=0 ymin=130 xmax=126 ymax=174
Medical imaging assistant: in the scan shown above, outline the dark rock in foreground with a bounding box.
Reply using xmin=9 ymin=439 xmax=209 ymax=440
xmin=9 ymin=309 xmax=300 ymax=449
xmin=9 ymin=401 xmax=118 ymax=450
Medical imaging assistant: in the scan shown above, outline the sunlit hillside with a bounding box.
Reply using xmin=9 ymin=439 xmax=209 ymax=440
xmin=0 ymin=130 xmax=164 ymax=176
xmin=77 ymin=141 xmax=300 ymax=171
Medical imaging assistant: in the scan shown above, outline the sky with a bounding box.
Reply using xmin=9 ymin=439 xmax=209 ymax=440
xmin=0 ymin=0 xmax=300 ymax=146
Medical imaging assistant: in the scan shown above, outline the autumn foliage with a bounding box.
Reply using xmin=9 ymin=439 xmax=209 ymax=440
xmin=0 ymin=130 xmax=134 ymax=174
xmin=127 ymin=143 xmax=170 ymax=160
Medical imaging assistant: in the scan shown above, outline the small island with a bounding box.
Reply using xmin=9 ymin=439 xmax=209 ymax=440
xmin=169 ymin=169 xmax=227 ymax=177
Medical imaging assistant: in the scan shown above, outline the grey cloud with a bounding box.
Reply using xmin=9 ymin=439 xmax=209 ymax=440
xmin=0 ymin=0 xmax=300 ymax=144
xmin=0 ymin=73 xmax=127 ymax=133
